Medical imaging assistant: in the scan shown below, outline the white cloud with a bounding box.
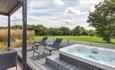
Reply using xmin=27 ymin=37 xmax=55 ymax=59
xmin=53 ymin=0 xmax=64 ymax=6
xmin=64 ymin=20 xmax=74 ymax=24
xmin=78 ymin=0 xmax=104 ymax=11
xmin=0 ymin=16 xmax=7 ymax=26
xmin=27 ymin=15 xmax=61 ymax=28
xmin=0 ymin=0 xmax=104 ymax=30
xmin=29 ymin=0 xmax=52 ymax=8
xmin=65 ymin=7 xmax=80 ymax=16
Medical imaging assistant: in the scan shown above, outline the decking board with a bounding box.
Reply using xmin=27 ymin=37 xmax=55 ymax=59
xmin=15 ymin=47 xmax=59 ymax=70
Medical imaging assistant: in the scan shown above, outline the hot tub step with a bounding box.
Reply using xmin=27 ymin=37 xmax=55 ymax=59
xmin=46 ymin=55 xmax=81 ymax=70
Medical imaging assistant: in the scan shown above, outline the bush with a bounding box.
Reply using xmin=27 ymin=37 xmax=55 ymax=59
xmin=0 ymin=29 xmax=8 ymax=42
xmin=0 ymin=29 xmax=35 ymax=50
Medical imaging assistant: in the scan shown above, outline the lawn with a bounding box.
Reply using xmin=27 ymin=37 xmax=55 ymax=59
xmin=35 ymin=36 xmax=115 ymax=44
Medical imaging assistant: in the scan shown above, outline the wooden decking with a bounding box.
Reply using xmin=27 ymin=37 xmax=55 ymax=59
xmin=15 ymin=46 xmax=59 ymax=70
xmin=14 ymin=39 xmax=115 ymax=70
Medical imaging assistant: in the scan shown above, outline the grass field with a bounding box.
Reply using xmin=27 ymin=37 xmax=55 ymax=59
xmin=35 ymin=36 xmax=115 ymax=44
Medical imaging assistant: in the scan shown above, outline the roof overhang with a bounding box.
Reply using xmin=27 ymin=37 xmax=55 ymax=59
xmin=0 ymin=0 xmax=22 ymax=16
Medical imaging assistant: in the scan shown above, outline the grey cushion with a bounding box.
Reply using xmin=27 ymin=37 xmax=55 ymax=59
xmin=0 ymin=49 xmax=17 ymax=69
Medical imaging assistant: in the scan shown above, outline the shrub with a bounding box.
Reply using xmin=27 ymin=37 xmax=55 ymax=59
xmin=0 ymin=29 xmax=8 ymax=42
xmin=0 ymin=29 xmax=35 ymax=50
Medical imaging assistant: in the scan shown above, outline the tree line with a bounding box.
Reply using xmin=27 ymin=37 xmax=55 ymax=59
xmin=0 ymin=25 xmax=95 ymax=36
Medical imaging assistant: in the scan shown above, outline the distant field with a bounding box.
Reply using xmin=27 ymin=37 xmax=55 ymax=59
xmin=35 ymin=36 xmax=115 ymax=44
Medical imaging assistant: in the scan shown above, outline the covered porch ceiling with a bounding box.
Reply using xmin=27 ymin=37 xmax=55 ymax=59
xmin=0 ymin=0 xmax=22 ymax=16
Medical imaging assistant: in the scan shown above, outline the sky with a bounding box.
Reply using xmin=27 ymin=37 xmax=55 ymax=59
xmin=0 ymin=0 xmax=104 ymax=30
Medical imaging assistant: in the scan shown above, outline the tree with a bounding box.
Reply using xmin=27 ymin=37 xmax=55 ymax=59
xmin=72 ymin=26 xmax=85 ymax=35
xmin=48 ymin=28 xmax=57 ymax=36
xmin=88 ymin=30 xmax=95 ymax=36
xmin=12 ymin=25 xmax=22 ymax=29
xmin=27 ymin=25 xmax=36 ymax=30
xmin=59 ymin=27 xmax=70 ymax=35
xmin=35 ymin=25 xmax=47 ymax=36
xmin=87 ymin=0 xmax=115 ymax=42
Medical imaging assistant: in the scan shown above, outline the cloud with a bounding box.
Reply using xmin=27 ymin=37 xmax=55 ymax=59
xmin=27 ymin=15 xmax=61 ymax=28
xmin=65 ymin=7 xmax=80 ymax=16
xmin=53 ymin=0 xmax=64 ymax=6
xmin=0 ymin=16 xmax=7 ymax=26
xmin=64 ymin=20 xmax=74 ymax=24
xmin=78 ymin=0 xmax=104 ymax=11
xmin=0 ymin=0 xmax=104 ymax=30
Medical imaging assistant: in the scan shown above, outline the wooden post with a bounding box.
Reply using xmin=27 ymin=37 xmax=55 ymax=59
xmin=8 ymin=15 xmax=10 ymax=48
xmin=22 ymin=0 xmax=27 ymax=70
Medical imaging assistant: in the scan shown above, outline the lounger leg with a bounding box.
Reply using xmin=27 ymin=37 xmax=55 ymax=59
xmin=36 ymin=46 xmax=38 ymax=49
xmin=16 ymin=55 xmax=18 ymax=70
xmin=49 ymin=50 xmax=52 ymax=55
xmin=38 ymin=54 xmax=39 ymax=59
xmin=32 ymin=46 xmax=33 ymax=50
xmin=33 ymin=52 xmax=35 ymax=57
xmin=16 ymin=65 xmax=17 ymax=70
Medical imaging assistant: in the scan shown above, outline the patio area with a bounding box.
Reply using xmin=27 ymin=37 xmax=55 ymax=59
xmin=14 ymin=38 xmax=63 ymax=70
xmin=1 ymin=37 xmax=115 ymax=70
xmin=0 ymin=0 xmax=115 ymax=70
xmin=15 ymin=46 xmax=58 ymax=70
xmin=12 ymin=38 xmax=115 ymax=70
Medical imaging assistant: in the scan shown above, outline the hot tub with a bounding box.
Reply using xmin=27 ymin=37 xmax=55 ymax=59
xmin=59 ymin=44 xmax=115 ymax=70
